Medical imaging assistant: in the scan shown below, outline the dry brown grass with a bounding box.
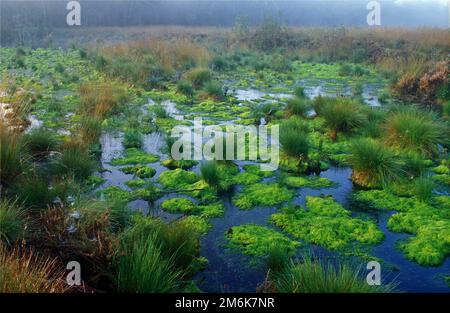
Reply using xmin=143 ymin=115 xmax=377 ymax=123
xmin=0 ymin=242 xmax=69 ymax=293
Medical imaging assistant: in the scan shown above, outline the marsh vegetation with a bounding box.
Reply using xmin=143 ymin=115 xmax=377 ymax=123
xmin=0 ymin=18 xmax=449 ymax=293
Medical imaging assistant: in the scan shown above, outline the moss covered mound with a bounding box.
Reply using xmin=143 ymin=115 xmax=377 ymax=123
xmin=233 ymin=183 xmax=294 ymax=209
xmin=197 ymin=202 xmax=225 ymax=218
xmin=161 ymin=197 xmax=196 ymax=214
xmin=227 ymin=224 xmax=299 ymax=256
xmin=283 ymin=175 xmax=335 ymax=189
xmin=158 ymin=169 xmax=200 ymax=190
xmin=121 ymin=165 xmax=156 ymax=178
xmin=111 ymin=148 xmax=159 ymax=165
xmin=271 ymin=196 xmax=384 ymax=251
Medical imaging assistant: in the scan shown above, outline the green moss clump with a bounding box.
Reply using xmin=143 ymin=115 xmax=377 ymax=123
xmin=197 ymin=202 xmax=225 ymax=218
xmin=227 ymin=224 xmax=299 ymax=257
xmin=161 ymin=197 xmax=196 ymax=214
xmin=161 ymin=159 xmax=198 ymax=170
xmin=233 ymin=183 xmax=294 ymax=209
xmin=271 ymin=196 xmax=384 ymax=251
xmin=387 ymin=206 xmax=450 ymax=266
xmin=243 ymin=164 xmax=275 ymax=178
xmin=111 ymin=148 xmax=159 ymax=166
xmin=121 ymin=165 xmax=156 ymax=178
xmin=283 ymin=175 xmax=335 ymax=189
xmin=353 ymin=190 xmax=433 ymax=212
xmin=432 ymin=174 xmax=450 ymax=186
xmin=100 ymin=186 xmax=134 ymax=202
xmin=125 ymin=179 xmax=147 ymax=189
xmin=177 ymin=216 xmax=211 ymax=235
xmin=85 ymin=175 xmax=105 ymax=189
xmin=158 ymin=169 xmax=200 ymax=190
xmin=233 ymin=172 xmax=262 ymax=185
xmin=432 ymin=164 xmax=450 ymax=175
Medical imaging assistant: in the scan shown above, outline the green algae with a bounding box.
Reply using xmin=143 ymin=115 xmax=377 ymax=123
xmin=227 ymin=224 xmax=299 ymax=257
xmin=271 ymin=196 xmax=384 ymax=251
xmin=121 ymin=164 xmax=156 ymax=178
xmin=432 ymin=164 xmax=450 ymax=175
xmin=282 ymin=175 xmax=335 ymax=189
xmin=161 ymin=197 xmax=196 ymax=214
xmin=111 ymin=148 xmax=159 ymax=166
xmin=233 ymin=183 xmax=294 ymax=209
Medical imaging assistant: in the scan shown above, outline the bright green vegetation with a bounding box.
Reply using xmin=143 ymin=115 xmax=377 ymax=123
xmin=233 ymin=164 xmax=276 ymax=185
xmin=354 ymin=190 xmax=450 ymax=266
xmin=271 ymin=196 xmax=384 ymax=251
xmin=227 ymin=224 xmax=299 ymax=257
xmin=161 ymin=197 xmax=196 ymax=214
xmin=267 ymin=256 xmax=396 ymax=293
xmin=388 ymin=208 xmax=450 ymax=266
xmin=353 ymin=190 xmax=435 ymax=212
xmin=111 ymin=148 xmax=159 ymax=166
xmin=233 ymin=183 xmax=294 ymax=209
xmin=282 ymin=175 xmax=335 ymax=189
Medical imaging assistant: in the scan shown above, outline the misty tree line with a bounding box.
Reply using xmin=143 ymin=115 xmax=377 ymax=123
xmin=0 ymin=0 xmax=447 ymax=46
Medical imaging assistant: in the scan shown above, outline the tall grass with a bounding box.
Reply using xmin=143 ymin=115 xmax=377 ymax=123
xmin=53 ymin=141 xmax=95 ymax=181
xmin=0 ymin=243 xmax=68 ymax=293
xmin=0 ymin=124 xmax=26 ymax=188
xmin=348 ymin=138 xmax=404 ymax=188
xmin=24 ymin=128 xmax=58 ymax=158
xmin=79 ymin=116 xmax=102 ymax=145
xmin=413 ymin=176 xmax=435 ymax=203
xmin=0 ymin=199 xmax=25 ymax=244
xmin=185 ymin=68 xmax=211 ymax=89
xmin=200 ymin=161 xmax=221 ymax=189
xmin=116 ymin=231 xmax=181 ymax=292
xmin=271 ymin=256 xmax=395 ymax=293
xmin=384 ymin=107 xmax=447 ymax=157
xmin=123 ymin=130 xmax=143 ymax=149
xmin=285 ymin=97 xmax=311 ymax=118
